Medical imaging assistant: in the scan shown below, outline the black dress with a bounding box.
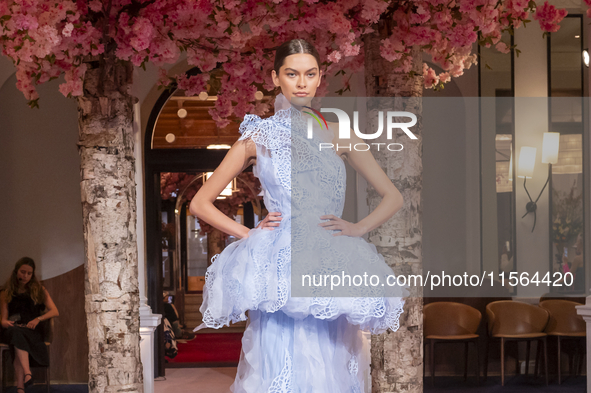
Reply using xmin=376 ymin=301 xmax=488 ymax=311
xmin=1 ymin=292 xmax=49 ymax=366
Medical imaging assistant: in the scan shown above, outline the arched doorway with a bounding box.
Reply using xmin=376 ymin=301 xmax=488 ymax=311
xmin=144 ymin=67 xmax=271 ymax=376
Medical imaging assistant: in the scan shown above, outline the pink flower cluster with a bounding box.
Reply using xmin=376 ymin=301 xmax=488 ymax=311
xmin=384 ymin=0 xmax=567 ymax=91
xmin=0 ymin=0 xmax=104 ymax=104
xmin=0 ymin=0 xmax=574 ymax=119
xmin=533 ymin=2 xmax=568 ymax=33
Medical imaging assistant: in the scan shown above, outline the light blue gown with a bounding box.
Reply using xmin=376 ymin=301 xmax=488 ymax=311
xmin=195 ymin=98 xmax=407 ymax=393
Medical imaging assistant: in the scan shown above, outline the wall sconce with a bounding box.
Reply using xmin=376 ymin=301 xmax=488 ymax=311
xmin=583 ymin=48 xmax=589 ymax=68
xmin=518 ymin=132 xmax=560 ymax=232
xmin=202 ymin=172 xmax=237 ymax=199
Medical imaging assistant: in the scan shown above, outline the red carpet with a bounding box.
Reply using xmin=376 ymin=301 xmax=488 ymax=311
xmin=167 ymin=333 xmax=243 ymax=363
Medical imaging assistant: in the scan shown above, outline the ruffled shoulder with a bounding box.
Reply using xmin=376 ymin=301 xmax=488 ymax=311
xmin=238 ymin=114 xmax=265 ymax=143
xmin=237 ymin=108 xmax=296 ymax=151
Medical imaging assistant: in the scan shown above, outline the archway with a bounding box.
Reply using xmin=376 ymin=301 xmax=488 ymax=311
xmin=143 ymin=67 xmax=272 ymax=377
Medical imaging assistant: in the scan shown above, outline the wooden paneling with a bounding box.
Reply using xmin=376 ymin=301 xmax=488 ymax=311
xmin=152 ymin=98 xmax=274 ymax=149
xmin=153 ymin=100 xmax=241 ymax=149
xmin=42 ymin=264 xmax=88 ymax=383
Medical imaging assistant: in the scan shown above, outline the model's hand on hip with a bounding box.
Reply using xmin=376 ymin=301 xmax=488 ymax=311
xmin=318 ymin=214 xmax=364 ymax=237
xmin=257 ymin=212 xmax=283 ymax=230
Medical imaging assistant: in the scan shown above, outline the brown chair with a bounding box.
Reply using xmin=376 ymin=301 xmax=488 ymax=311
xmin=484 ymin=300 xmax=549 ymax=386
xmin=424 ymin=302 xmax=482 ymax=386
xmin=0 ymin=313 xmax=53 ymax=393
xmin=539 ymin=299 xmax=586 ymax=384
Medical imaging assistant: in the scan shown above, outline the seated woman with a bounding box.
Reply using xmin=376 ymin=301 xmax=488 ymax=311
xmin=0 ymin=257 xmax=59 ymax=393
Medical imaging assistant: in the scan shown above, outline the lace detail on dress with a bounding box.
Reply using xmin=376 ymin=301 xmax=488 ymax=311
xmin=268 ymin=350 xmax=293 ymax=393
xmin=348 ymin=355 xmax=358 ymax=376
xmin=348 ymin=355 xmax=363 ymax=393
xmin=197 ymin=103 xmax=408 ymax=336
xmin=238 ymin=108 xmax=295 ymax=192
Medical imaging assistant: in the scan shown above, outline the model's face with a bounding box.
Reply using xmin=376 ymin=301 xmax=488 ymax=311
xmin=272 ymin=53 xmax=322 ymax=107
xmin=17 ymin=265 xmax=33 ymax=286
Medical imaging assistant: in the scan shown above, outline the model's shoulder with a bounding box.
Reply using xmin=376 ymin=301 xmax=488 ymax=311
xmin=237 ymin=112 xmax=288 ymax=148
xmin=238 ymin=113 xmax=266 ymax=138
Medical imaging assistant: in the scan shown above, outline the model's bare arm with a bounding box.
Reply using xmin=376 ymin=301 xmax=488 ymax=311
xmin=321 ymin=130 xmax=404 ymax=236
xmin=189 ymin=139 xmax=256 ymax=239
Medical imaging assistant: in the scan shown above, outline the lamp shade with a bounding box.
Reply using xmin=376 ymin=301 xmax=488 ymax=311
xmin=541 ymin=132 xmax=560 ymax=164
xmin=517 ymin=146 xmax=536 ymax=179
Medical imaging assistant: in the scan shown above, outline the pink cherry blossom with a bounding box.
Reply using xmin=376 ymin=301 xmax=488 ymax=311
xmin=62 ymin=23 xmax=74 ymax=37
xmin=496 ymin=41 xmax=510 ymax=54
xmin=0 ymin=0 xmax=583 ymax=125
xmin=533 ymin=1 xmax=568 ymax=33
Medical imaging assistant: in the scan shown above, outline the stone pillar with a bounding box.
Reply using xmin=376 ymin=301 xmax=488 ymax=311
xmin=140 ymin=311 xmax=162 ymax=393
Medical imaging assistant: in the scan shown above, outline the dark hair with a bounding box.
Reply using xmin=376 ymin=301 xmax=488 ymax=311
xmin=274 ymin=39 xmax=321 ymax=74
xmin=4 ymin=257 xmax=45 ymax=305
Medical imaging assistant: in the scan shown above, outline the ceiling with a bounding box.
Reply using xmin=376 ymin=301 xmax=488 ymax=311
xmin=152 ymin=94 xmax=245 ymax=149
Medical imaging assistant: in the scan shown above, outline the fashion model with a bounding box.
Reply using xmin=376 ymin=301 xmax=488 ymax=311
xmin=190 ymin=38 xmax=407 ymax=392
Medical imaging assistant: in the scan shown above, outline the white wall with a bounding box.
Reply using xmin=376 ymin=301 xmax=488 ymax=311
xmin=0 ymin=74 xmax=83 ymax=282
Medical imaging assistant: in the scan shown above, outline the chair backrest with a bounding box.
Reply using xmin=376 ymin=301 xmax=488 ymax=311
xmin=486 ymin=300 xmax=549 ymax=336
xmin=539 ymin=299 xmax=585 ymax=335
xmin=424 ymin=301 xmax=482 ymax=336
xmin=539 ymin=294 xmax=586 ymax=304
xmin=39 ymin=316 xmax=54 ymax=343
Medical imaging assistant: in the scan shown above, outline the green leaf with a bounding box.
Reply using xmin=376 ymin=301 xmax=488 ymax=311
xmin=515 ymin=48 xmax=521 ymax=57
xmin=28 ymin=98 xmax=39 ymax=109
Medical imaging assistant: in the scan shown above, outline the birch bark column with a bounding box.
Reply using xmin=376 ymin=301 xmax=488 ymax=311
xmin=363 ymin=29 xmax=424 ymax=393
xmin=77 ymin=59 xmax=143 ymax=393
